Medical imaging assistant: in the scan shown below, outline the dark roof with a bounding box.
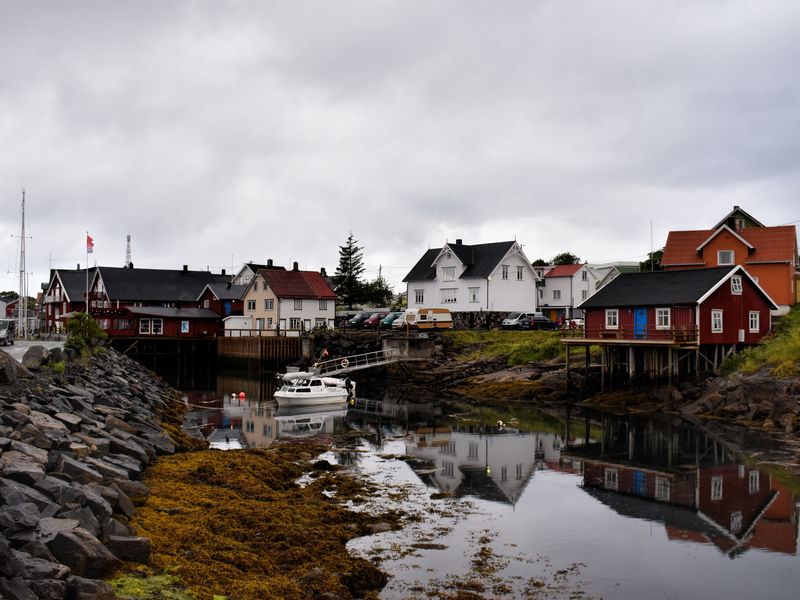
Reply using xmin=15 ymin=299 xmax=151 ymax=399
xmin=713 ymin=206 xmax=765 ymax=230
xmin=56 ymin=268 xmax=95 ymax=302
xmin=579 ymin=267 xmax=736 ymax=308
xmin=403 ymin=241 xmax=516 ymax=282
xmin=261 ymin=269 xmax=337 ymax=300
xmin=97 ymin=267 xmax=225 ymax=302
xmin=200 ymin=283 xmax=248 ymax=301
xmin=125 ymin=306 xmax=220 ymax=319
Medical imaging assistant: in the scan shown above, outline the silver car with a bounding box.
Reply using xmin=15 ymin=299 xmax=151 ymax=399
xmin=0 ymin=319 xmax=15 ymax=346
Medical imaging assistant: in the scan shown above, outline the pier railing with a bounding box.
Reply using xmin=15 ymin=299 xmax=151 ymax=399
xmin=562 ymin=326 xmax=699 ymax=344
xmin=312 ymin=348 xmax=402 ymax=376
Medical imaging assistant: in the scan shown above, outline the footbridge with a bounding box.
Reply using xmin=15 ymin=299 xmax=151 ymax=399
xmin=311 ymin=348 xmax=403 ymax=376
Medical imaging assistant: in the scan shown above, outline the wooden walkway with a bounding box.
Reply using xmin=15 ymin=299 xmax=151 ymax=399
xmin=312 ymin=348 xmax=402 ymax=376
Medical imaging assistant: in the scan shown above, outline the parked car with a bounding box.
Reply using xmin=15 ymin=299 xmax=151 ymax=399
xmin=380 ymin=312 xmax=405 ymax=328
xmin=392 ymin=313 xmax=409 ymax=329
xmin=501 ymin=312 xmax=544 ymax=330
xmin=362 ymin=312 xmax=388 ymax=328
xmin=0 ymin=319 xmax=15 ymax=346
xmin=519 ymin=315 xmax=558 ymax=330
xmin=346 ymin=312 xmax=372 ymax=328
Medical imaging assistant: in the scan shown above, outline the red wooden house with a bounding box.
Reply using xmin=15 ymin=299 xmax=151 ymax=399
xmin=197 ymin=282 xmax=247 ymax=318
xmin=42 ymin=268 xmax=94 ymax=333
xmin=565 ymin=266 xmax=778 ymax=382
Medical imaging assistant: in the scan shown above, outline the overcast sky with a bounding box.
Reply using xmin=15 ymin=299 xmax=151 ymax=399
xmin=1 ymin=0 xmax=798 ymax=296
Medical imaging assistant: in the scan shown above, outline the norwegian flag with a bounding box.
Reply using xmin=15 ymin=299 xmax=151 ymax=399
xmin=86 ymin=234 xmax=94 ymax=254
xmin=320 ymin=348 xmax=329 ymax=359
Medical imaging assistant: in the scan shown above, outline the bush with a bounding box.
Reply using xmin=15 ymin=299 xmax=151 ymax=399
xmin=65 ymin=312 xmax=107 ymax=356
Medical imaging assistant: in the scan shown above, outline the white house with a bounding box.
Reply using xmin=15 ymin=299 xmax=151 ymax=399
xmin=231 ymin=259 xmax=285 ymax=285
xmin=403 ymin=239 xmax=539 ymax=312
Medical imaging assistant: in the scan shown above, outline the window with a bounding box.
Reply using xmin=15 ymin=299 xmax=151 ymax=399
xmin=441 ymin=266 xmax=456 ymax=281
xmin=263 ymin=299 xmax=269 ymax=311
xmin=711 ymin=476 xmax=723 ymax=500
xmin=749 ymin=311 xmax=760 ymax=333
xmin=749 ymin=470 xmax=760 ymax=494
xmin=151 ymin=319 xmax=163 ymax=335
xmin=267 ymin=317 xmax=273 ymax=328
xmin=247 ymin=300 xmax=256 ymax=311
xmin=501 ymin=466 xmax=508 ymax=481
xmin=581 ymin=290 xmax=588 ymax=300
xmin=443 ymin=461 xmax=454 ymax=478
xmin=256 ymin=318 xmax=264 ymax=330
xmin=604 ymin=468 xmax=619 ymax=491
xmin=469 ymin=287 xmax=480 ymax=303
xmin=289 ymin=317 xmax=302 ymax=329
xmin=717 ymin=250 xmax=734 ymax=265
xmin=581 ymin=270 xmax=588 ymax=281
xmin=180 ymin=320 xmax=189 ymax=334
xmin=139 ymin=319 xmax=150 ymax=334
xmin=414 ymin=289 xmax=424 ymax=304
xmin=294 ymin=299 xmax=302 ymax=310
xmin=468 ymin=442 xmax=479 ymax=459
xmin=516 ymin=464 xmax=523 ymax=480
xmin=655 ymin=477 xmax=671 ymax=501
xmin=516 ymin=266 xmax=524 ymax=280
xmin=253 ymin=281 xmax=258 ymax=291
xmin=553 ymin=290 xmax=561 ymax=300
xmin=711 ymin=309 xmax=723 ymax=333
xmin=656 ymin=308 xmax=671 ymax=330
xmin=203 ymin=299 xmax=210 ymax=309
xmin=139 ymin=318 xmax=163 ymax=335
xmin=731 ymin=275 xmax=742 ymax=295
xmin=501 ymin=265 xmax=509 ymax=279
xmin=441 ymin=288 xmax=457 ymax=304
xmin=315 ymin=318 xmax=326 ymax=328
xmin=319 ymin=300 xmax=327 ymax=311
xmin=266 ymin=299 xmax=274 ymax=310
xmin=731 ymin=512 xmax=743 ymax=533
xmin=605 ymin=309 xmax=619 ymax=329
xmin=538 ymin=288 xmax=543 ymax=299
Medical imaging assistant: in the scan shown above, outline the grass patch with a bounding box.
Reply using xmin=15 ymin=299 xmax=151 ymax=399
xmin=722 ymin=305 xmax=800 ymax=376
xmin=445 ymin=330 xmax=563 ymax=365
xmin=109 ymin=572 xmax=196 ymax=600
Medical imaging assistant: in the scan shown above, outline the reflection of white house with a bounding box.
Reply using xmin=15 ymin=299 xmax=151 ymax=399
xmin=403 ymin=240 xmax=539 ymax=312
xmin=405 ymin=429 xmax=563 ymax=504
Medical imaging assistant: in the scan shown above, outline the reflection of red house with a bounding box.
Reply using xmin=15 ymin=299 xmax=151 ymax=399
xmin=582 ymin=460 xmax=697 ymax=508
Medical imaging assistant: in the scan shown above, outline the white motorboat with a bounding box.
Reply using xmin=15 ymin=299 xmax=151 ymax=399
xmin=273 ymin=371 xmax=355 ymax=407
xmin=274 ymin=405 xmax=348 ymax=438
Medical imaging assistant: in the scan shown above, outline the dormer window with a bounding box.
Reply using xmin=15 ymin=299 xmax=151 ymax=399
xmin=717 ymin=250 xmax=734 ymax=265
xmin=441 ymin=266 xmax=456 ymax=282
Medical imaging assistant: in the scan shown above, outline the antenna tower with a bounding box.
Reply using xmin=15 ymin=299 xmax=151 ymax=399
xmin=125 ymin=233 xmax=132 ymax=268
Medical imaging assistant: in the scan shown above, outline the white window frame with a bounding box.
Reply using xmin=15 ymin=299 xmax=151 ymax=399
xmin=319 ymin=299 xmax=327 ymax=311
xmin=516 ymin=266 xmax=524 ymax=281
xmin=711 ymin=309 xmax=723 ymax=333
xmin=247 ymin=300 xmax=256 ymax=311
xmin=289 ymin=317 xmax=302 ymax=329
xmin=749 ymin=311 xmax=760 ymax=333
xmin=717 ymin=250 xmax=734 ymax=265
xmin=605 ymin=309 xmax=619 ymax=329
xmin=203 ymin=299 xmax=210 ymax=309
xmin=441 ymin=288 xmax=457 ymax=304
xmin=294 ymin=299 xmax=302 ymax=311
xmin=414 ymin=289 xmax=424 ymax=304
xmin=151 ymin=318 xmax=163 ymax=335
xmin=604 ymin=468 xmax=619 ymax=491
xmin=441 ymin=266 xmax=456 ymax=282
xmin=501 ymin=265 xmax=509 ymax=279
xmin=730 ymin=511 xmax=743 ymax=533
xmin=655 ymin=307 xmax=671 ymax=330
xmin=469 ymin=287 xmax=480 ymax=303
xmin=581 ymin=289 xmax=588 ymax=301
xmin=731 ymin=275 xmax=743 ymax=295
xmin=553 ymin=290 xmax=561 ymax=300
xmin=266 ymin=299 xmax=274 ymax=310
xmin=655 ymin=476 xmax=671 ymax=501
xmin=748 ymin=470 xmax=760 ymax=494
xmin=581 ymin=270 xmax=588 ymax=281
xmin=711 ymin=476 xmax=723 ymax=500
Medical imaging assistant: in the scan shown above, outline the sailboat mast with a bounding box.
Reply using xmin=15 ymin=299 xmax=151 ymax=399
xmin=18 ymin=189 xmax=27 ymax=339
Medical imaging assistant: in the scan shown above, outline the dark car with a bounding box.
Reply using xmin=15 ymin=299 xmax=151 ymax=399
xmin=362 ymin=312 xmax=388 ymax=328
xmin=380 ymin=312 xmax=405 ymax=328
xmin=519 ymin=315 xmax=558 ymax=330
xmin=346 ymin=312 xmax=372 ymax=328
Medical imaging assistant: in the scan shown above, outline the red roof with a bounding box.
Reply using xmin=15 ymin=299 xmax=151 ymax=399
xmin=544 ymin=264 xmax=583 ymax=278
xmin=262 ymin=269 xmax=336 ymax=300
xmin=662 ymin=226 xmax=798 ymax=266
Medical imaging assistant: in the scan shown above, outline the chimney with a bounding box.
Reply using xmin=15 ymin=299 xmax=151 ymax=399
xmin=292 ymin=261 xmax=299 ymax=271
xmin=77 ymin=263 xmax=81 ymax=271
xmin=320 ymin=267 xmax=327 ymax=278
xmin=456 ymin=239 xmax=463 ymax=245
xmin=267 ymin=259 xmax=273 ymax=267
xmin=182 ymin=265 xmax=188 ymax=273
xmin=129 ymin=262 xmax=134 ymax=269
xmin=221 ymin=268 xmax=226 ymax=276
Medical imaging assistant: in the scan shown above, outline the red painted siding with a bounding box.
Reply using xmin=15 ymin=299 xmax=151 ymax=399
xmin=698 ymin=276 xmax=772 ymax=344
xmin=584 ymin=305 xmax=696 ymax=341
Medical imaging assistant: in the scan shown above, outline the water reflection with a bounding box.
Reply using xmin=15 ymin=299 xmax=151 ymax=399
xmin=566 ymin=412 xmax=799 ymax=557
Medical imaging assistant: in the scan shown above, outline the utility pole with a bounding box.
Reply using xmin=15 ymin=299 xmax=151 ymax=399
xmin=18 ymin=189 xmax=27 ymax=339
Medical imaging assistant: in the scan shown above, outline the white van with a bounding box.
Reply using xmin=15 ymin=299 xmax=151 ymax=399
xmin=401 ymin=308 xmax=453 ymax=330
xmin=501 ymin=311 xmax=543 ymax=330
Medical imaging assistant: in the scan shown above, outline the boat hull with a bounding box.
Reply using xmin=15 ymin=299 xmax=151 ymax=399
xmin=273 ymin=390 xmax=349 ymax=407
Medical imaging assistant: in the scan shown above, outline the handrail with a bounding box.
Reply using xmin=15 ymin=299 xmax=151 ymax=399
xmin=562 ymin=325 xmax=699 ymax=342
xmin=312 ymin=348 xmax=401 ymax=375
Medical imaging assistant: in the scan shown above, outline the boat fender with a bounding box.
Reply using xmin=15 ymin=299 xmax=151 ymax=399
xmin=341 ymin=358 xmax=349 ymax=368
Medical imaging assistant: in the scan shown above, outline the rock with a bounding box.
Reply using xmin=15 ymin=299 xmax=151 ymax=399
xmin=56 ymin=455 xmax=103 ymax=485
xmin=1 ymin=456 xmax=46 ymax=486
xmin=34 ymin=517 xmax=80 ymax=544
xmin=0 ymin=478 xmax=60 ymax=515
xmin=0 ymin=576 xmax=37 ymax=600
xmin=106 ymin=535 xmax=151 ymax=563
xmin=1 ymin=538 xmax=22 ymax=576
xmin=28 ymin=411 xmax=70 ymax=437
xmin=12 ymin=549 xmax=71 ymax=579
xmin=9 ymin=441 xmax=49 ymax=465
xmin=21 ymin=345 xmax=49 ymax=370
xmin=47 ymin=527 xmax=121 ymax=578
xmin=778 ymin=413 xmax=796 ymax=433
xmin=0 ymin=351 xmax=20 ymax=384
xmin=54 ymin=413 xmax=83 ymax=432
xmin=0 ymin=503 xmax=41 ymax=533
xmin=66 ymin=575 xmax=117 ymax=600
xmin=57 ymin=506 xmax=101 ymax=538
xmin=28 ymin=579 xmax=68 ymax=600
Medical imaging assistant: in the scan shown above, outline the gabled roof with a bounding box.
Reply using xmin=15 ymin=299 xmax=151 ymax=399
xmin=403 ymin=241 xmax=518 ymax=282
xmin=579 ymin=266 xmax=777 ymax=309
xmin=544 ymin=264 xmax=583 ymax=278
xmin=713 ymin=206 xmax=765 ymax=230
xmin=53 ymin=268 xmax=95 ymax=303
xmin=96 ymin=267 xmax=225 ymax=302
xmin=696 ymin=225 xmax=754 ymax=252
xmin=661 ymin=225 xmax=798 ymax=267
xmin=198 ymin=283 xmax=248 ymax=302
xmin=261 ymin=269 xmax=336 ymax=300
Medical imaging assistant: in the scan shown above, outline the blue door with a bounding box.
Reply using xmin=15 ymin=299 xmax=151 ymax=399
xmin=634 ymin=471 xmax=647 ymax=496
xmin=634 ymin=307 xmax=647 ymax=339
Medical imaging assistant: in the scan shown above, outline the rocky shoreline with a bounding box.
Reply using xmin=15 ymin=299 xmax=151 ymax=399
xmin=0 ymin=347 xmax=185 ymax=600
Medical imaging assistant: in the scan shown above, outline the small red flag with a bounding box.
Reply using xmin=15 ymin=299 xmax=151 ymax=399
xmin=86 ymin=235 xmax=94 ymax=254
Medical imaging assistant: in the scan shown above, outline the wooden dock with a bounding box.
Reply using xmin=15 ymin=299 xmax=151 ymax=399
xmin=217 ymin=336 xmax=302 ymax=367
